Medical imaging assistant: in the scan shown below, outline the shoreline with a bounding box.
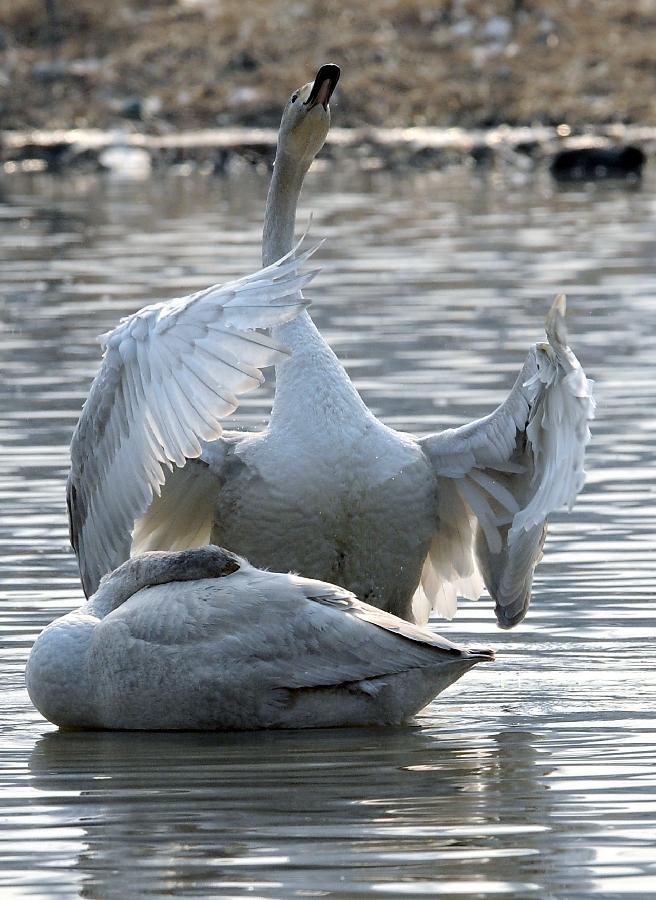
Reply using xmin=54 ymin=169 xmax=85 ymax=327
xmin=3 ymin=123 xmax=655 ymax=176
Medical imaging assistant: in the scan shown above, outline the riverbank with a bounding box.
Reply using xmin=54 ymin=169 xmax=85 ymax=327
xmin=2 ymin=0 xmax=656 ymax=135
xmin=3 ymin=122 xmax=655 ymax=177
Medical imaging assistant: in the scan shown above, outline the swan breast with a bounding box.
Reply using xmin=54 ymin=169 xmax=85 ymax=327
xmin=213 ymin=423 xmax=438 ymax=618
xmin=26 ymin=609 xmax=98 ymax=728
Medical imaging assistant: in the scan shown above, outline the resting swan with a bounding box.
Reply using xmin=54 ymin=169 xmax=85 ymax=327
xmin=68 ymin=64 xmax=594 ymax=630
xmin=26 ymin=546 xmax=493 ymax=730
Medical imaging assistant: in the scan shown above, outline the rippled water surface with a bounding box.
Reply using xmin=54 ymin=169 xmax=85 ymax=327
xmin=1 ymin=164 xmax=656 ymax=898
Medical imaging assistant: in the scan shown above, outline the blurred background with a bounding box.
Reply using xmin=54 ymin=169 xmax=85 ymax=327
xmin=2 ymin=0 xmax=656 ymax=132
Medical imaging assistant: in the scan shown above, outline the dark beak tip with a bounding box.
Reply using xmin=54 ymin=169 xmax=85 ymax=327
xmin=316 ymin=63 xmax=341 ymax=84
xmin=305 ymin=64 xmax=340 ymax=108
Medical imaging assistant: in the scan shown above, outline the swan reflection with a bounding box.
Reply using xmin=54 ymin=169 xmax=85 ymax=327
xmin=28 ymin=725 xmax=595 ymax=898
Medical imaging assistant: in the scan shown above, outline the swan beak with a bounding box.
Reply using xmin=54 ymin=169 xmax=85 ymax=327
xmin=305 ymin=63 xmax=340 ymax=111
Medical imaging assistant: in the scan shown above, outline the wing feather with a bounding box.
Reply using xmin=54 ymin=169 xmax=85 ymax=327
xmin=418 ymin=296 xmax=594 ymax=628
xmin=68 ymin=237 xmax=320 ymax=598
xmin=246 ymin=572 xmax=495 ymax=693
xmin=131 ymin=459 xmax=223 ymax=555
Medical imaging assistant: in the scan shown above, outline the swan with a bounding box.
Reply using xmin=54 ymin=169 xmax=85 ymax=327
xmin=26 ymin=546 xmax=493 ymax=730
xmin=67 ymin=64 xmax=594 ymax=630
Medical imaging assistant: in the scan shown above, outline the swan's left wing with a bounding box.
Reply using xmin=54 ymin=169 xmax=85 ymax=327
xmin=68 ymin=240 xmax=320 ymax=598
xmin=417 ymin=296 xmax=594 ymax=628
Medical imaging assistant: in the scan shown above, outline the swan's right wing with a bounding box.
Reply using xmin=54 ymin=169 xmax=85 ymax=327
xmin=130 ymin=455 xmax=222 ymax=556
xmin=129 ymin=433 xmax=246 ymax=556
xmin=68 ymin=241 xmax=320 ymax=598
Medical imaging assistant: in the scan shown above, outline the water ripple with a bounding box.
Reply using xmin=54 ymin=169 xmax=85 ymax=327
xmin=1 ymin=168 xmax=655 ymax=897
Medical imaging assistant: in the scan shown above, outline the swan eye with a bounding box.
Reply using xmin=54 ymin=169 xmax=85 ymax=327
xmin=291 ymin=94 xmax=298 ymax=104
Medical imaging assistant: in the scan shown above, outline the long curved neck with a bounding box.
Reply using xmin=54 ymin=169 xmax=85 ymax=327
xmin=262 ymin=151 xmax=307 ymax=267
xmin=263 ymin=146 xmax=369 ymax=431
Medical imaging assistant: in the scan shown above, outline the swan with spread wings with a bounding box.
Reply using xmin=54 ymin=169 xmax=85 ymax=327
xmin=68 ymin=64 xmax=594 ymax=630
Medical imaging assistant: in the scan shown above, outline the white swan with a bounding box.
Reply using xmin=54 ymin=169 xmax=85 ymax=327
xmin=68 ymin=64 xmax=594 ymax=630
xmin=26 ymin=546 xmax=493 ymax=730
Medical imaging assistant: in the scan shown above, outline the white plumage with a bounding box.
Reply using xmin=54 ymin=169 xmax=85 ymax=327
xmin=418 ymin=298 xmax=594 ymax=626
xmin=67 ymin=65 xmax=594 ymax=631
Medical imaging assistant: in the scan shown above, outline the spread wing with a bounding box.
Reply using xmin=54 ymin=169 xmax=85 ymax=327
xmin=130 ymin=454 xmax=222 ymax=556
xmin=68 ymin=239 xmax=320 ymax=598
xmin=129 ymin=431 xmax=247 ymax=558
xmin=417 ymin=296 xmax=594 ymax=629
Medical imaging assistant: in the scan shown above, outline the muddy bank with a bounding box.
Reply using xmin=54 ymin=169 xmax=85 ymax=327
xmin=2 ymin=122 xmax=654 ymax=178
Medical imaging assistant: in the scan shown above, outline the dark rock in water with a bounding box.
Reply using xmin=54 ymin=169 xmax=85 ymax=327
xmin=210 ymin=149 xmax=231 ymax=175
xmin=550 ymin=145 xmax=646 ymax=181
xmin=15 ymin=141 xmax=71 ymax=172
xmin=409 ymin=146 xmax=448 ymax=168
xmin=470 ymin=143 xmax=494 ymax=167
xmin=10 ymin=142 xmax=105 ymax=174
xmin=514 ymin=140 xmax=541 ymax=159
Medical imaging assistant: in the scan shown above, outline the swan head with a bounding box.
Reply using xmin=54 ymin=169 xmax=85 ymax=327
xmin=276 ymin=63 xmax=340 ymax=166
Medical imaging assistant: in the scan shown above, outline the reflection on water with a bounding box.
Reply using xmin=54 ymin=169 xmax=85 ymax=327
xmin=1 ymin=166 xmax=656 ymax=897
xmin=24 ymin=728 xmax=563 ymax=899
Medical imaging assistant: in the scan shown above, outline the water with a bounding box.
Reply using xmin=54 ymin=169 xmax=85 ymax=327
xmin=1 ymin=163 xmax=656 ymax=898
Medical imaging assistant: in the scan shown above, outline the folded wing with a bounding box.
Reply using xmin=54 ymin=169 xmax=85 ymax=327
xmin=417 ymin=296 xmax=594 ymax=628
xmin=243 ymin=570 xmax=494 ymax=694
xmin=68 ymin=239 xmax=320 ymax=598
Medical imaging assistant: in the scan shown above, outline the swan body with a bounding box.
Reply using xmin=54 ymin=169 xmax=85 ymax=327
xmin=26 ymin=547 xmax=493 ymax=730
xmin=68 ymin=65 xmax=594 ymax=630
xmin=211 ymin=416 xmax=437 ymax=615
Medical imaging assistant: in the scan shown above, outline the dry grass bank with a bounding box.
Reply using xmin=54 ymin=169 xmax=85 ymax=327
xmin=1 ymin=0 xmax=655 ymax=132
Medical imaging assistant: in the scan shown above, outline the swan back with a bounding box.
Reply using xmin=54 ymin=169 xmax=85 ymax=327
xmin=27 ymin=548 xmax=492 ymax=731
xmin=26 ymin=547 xmax=243 ymax=729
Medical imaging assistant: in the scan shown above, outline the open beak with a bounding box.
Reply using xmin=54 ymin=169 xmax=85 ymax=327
xmin=304 ymin=63 xmax=340 ymax=111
